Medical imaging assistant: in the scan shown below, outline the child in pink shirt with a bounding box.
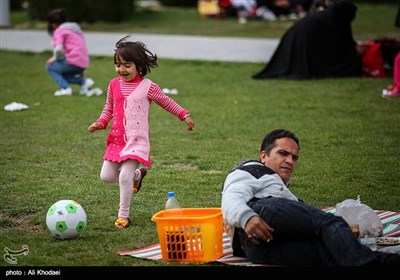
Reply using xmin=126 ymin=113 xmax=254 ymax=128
xmin=88 ymin=35 xmax=195 ymax=229
xmin=382 ymin=52 xmax=400 ymax=99
xmin=46 ymin=8 xmax=96 ymax=96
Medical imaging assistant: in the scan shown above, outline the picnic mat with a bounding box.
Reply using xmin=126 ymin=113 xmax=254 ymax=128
xmin=117 ymin=208 xmax=400 ymax=265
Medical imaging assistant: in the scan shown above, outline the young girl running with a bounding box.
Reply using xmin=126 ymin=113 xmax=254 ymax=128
xmin=88 ymin=35 xmax=195 ymax=229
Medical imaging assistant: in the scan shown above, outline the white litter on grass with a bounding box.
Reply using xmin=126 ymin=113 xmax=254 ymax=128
xmin=162 ymin=88 xmax=178 ymax=95
xmin=86 ymin=87 xmax=103 ymax=97
xmin=4 ymin=102 xmax=29 ymax=111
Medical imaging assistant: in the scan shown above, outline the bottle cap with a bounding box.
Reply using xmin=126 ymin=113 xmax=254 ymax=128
xmin=167 ymin=192 xmax=175 ymax=198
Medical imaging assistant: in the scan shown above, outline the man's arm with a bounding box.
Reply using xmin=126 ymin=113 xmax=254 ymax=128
xmin=222 ymin=169 xmax=258 ymax=229
xmin=222 ymin=161 xmax=297 ymax=228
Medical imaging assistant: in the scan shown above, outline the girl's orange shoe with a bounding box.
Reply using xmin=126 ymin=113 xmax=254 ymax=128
xmin=115 ymin=217 xmax=131 ymax=229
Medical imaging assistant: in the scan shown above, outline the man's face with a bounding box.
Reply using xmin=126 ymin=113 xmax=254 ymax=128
xmin=260 ymin=137 xmax=299 ymax=185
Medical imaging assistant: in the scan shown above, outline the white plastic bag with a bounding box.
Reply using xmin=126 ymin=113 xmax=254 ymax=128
xmin=4 ymin=102 xmax=28 ymax=111
xmin=335 ymin=198 xmax=383 ymax=237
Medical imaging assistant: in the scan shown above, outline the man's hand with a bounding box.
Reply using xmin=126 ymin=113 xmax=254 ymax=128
xmin=244 ymin=215 xmax=274 ymax=244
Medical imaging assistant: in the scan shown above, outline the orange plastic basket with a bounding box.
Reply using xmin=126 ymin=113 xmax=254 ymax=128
xmin=151 ymin=208 xmax=223 ymax=263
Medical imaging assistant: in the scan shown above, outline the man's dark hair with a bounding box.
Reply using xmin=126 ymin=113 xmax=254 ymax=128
xmin=260 ymin=129 xmax=300 ymax=153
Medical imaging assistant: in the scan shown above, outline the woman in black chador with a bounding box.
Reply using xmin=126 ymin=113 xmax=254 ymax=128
xmin=253 ymin=0 xmax=362 ymax=80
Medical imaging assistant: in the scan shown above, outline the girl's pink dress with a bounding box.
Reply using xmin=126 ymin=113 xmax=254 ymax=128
xmin=96 ymin=76 xmax=189 ymax=167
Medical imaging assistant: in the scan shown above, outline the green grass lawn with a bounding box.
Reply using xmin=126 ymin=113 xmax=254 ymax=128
xmin=0 ymin=50 xmax=399 ymax=267
xmin=1 ymin=2 xmax=400 ymax=268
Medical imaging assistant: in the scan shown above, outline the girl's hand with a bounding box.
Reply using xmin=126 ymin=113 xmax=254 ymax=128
xmin=46 ymin=57 xmax=56 ymax=65
xmin=184 ymin=117 xmax=195 ymax=131
xmin=88 ymin=122 xmax=104 ymax=133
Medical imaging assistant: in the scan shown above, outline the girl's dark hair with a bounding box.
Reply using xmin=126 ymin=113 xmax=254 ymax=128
xmin=260 ymin=129 xmax=300 ymax=153
xmin=114 ymin=35 xmax=158 ymax=76
xmin=47 ymin=8 xmax=67 ymax=36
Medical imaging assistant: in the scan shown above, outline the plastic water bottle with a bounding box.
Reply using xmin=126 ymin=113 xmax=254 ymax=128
xmin=165 ymin=191 xmax=182 ymax=209
xmin=164 ymin=192 xmax=186 ymax=260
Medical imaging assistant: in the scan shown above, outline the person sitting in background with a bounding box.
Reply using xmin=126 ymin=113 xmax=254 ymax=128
xmin=252 ymin=0 xmax=364 ymax=80
xmin=221 ymin=129 xmax=400 ymax=266
xmin=46 ymin=8 xmax=96 ymax=96
xmin=381 ymin=52 xmax=399 ymax=99
xmin=229 ymin=0 xmax=258 ymax=24
xmin=256 ymin=0 xmax=314 ymax=20
xmin=382 ymin=4 xmax=400 ymax=99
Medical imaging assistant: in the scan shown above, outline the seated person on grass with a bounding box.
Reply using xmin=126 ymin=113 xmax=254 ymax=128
xmin=221 ymin=129 xmax=400 ymax=266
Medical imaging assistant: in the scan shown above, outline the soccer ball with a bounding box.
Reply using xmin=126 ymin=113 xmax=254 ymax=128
xmin=46 ymin=200 xmax=87 ymax=240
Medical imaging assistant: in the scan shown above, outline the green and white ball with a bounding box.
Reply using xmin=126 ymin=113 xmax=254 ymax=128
xmin=46 ymin=200 xmax=87 ymax=240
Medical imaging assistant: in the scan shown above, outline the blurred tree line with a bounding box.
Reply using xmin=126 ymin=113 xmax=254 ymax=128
xmin=9 ymin=0 xmax=198 ymax=21
xmin=11 ymin=0 xmax=134 ymax=23
xmin=9 ymin=0 xmax=398 ymax=23
xmin=158 ymin=0 xmax=197 ymax=6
